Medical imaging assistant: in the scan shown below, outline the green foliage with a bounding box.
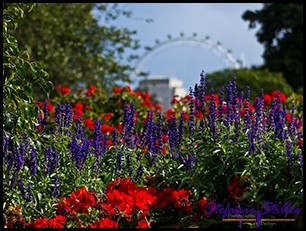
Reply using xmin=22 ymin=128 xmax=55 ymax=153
xmin=3 ymin=3 xmax=53 ymax=139
xmin=242 ymin=3 xmax=303 ymax=91
xmin=205 ymin=67 xmax=294 ymax=100
xmin=13 ymin=3 xmax=141 ymax=97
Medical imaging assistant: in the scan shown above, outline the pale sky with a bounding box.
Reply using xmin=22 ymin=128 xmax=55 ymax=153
xmin=100 ymin=3 xmax=265 ymax=90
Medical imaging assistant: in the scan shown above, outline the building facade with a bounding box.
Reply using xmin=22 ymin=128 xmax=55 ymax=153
xmin=138 ymin=76 xmax=187 ymax=110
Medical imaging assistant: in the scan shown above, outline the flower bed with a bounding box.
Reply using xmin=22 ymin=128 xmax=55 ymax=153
xmin=3 ymin=74 xmax=303 ymax=228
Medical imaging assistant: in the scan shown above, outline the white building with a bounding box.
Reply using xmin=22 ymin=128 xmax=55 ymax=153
xmin=138 ymin=76 xmax=187 ymax=110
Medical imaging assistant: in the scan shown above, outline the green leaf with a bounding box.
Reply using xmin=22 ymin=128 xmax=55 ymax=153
xmin=41 ymin=81 xmax=54 ymax=97
xmin=29 ymin=63 xmax=38 ymax=74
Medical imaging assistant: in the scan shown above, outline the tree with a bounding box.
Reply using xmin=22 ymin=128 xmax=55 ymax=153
xmin=242 ymin=3 xmax=303 ymax=93
xmin=205 ymin=67 xmax=294 ymax=100
xmin=3 ymin=3 xmax=53 ymax=138
xmin=13 ymin=3 xmax=141 ymax=97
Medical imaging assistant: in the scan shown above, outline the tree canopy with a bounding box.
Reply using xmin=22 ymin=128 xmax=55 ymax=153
xmin=13 ymin=3 xmax=141 ymax=97
xmin=242 ymin=3 xmax=303 ymax=93
xmin=205 ymin=67 xmax=294 ymax=100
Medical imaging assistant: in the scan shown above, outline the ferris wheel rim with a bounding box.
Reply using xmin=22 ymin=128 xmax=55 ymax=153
xmin=132 ymin=34 xmax=244 ymax=79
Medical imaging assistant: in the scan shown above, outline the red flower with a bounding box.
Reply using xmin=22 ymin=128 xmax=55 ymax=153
xmin=185 ymin=94 xmax=191 ymax=100
xmin=271 ymin=90 xmax=287 ymax=103
xmin=285 ymin=113 xmax=292 ymax=123
xmin=30 ymin=217 xmax=49 ymax=228
xmin=182 ymin=112 xmax=189 ymax=120
xmin=90 ymin=218 xmax=118 ymax=228
xmin=136 ymin=220 xmax=150 ymax=228
xmin=89 ymin=85 xmax=96 ymax=91
xmin=64 ymin=187 xmax=96 ymax=214
xmin=297 ymin=139 xmax=303 ymax=148
xmin=37 ymin=125 xmax=43 ymax=132
xmin=102 ymin=124 xmax=114 ymax=134
xmin=198 ymin=197 xmax=208 ymax=214
xmin=155 ymin=104 xmax=162 ymax=110
xmin=74 ymin=103 xmax=84 ymax=111
xmin=54 ymin=84 xmax=62 ymax=90
xmin=101 ymin=203 xmax=116 ymax=215
xmin=28 ymin=215 xmax=66 ymax=228
xmin=47 ymin=103 xmax=54 ymax=111
xmin=162 ymin=134 xmax=168 ymax=143
xmin=83 ymin=118 xmax=95 ymax=130
xmin=135 ymin=188 xmax=157 ymax=212
xmin=124 ymin=85 xmax=132 ymax=92
xmin=106 ymin=190 xmax=135 ymax=215
xmin=103 ymin=112 xmax=114 ymax=121
xmin=60 ymin=87 xmax=70 ymax=95
xmin=166 ymin=109 xmax=175 ymax=119
xmin=171 ymin=95 xmax=180 ymax=104
xmin=169 ymin=189 xmax=192 ymax=211
xmin=264 ymin=94 xmax=272 ymax=106
xmin=240 ymin=108 xmax=245 ymax=117
xmin=157 ymin=187 xmax=174 ymax=209
xmin=113 ymin=87 xmax=122 ymax=94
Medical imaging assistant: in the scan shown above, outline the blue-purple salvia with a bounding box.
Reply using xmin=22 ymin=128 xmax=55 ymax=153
xmin=52 ymin=176 xmax=61 ymax=198
xmin=155 ymin=113 xmax=163 ymax=155
xmin=18 ymin=175 xmax=27 ymax=200
xmin=136 ymin=165 xmax=144 ymax=181
xmin=233 ymin=103 xmax=241 ymax=142
xmin=199 ymin=70 xmax=207 ymax=113
xmin=49 ymin=148 xmax=59 ymax=174
xmin=285 ymin=134 xmax=294 ymax=178
xmin=74 ymin=116 xmax=85 ymax=140
xmin=248 ymin=128 xmax=256 ymax=155
xmin=253 ymin=89 xmax=265 ymax=151
xmin=126 ymin=153 xmax=133 ymax=177
xmin=92 ymin=120 xmax=105 ymax=171
xmin=199 ymin=117 xmax=205 ymax=142
xmin=27 ymin=183 xmax=34 ymax=203
xmin=167 ymin=115 xmax=179 ymax=159
xmin=43 ymin=146 xmax=53 ymax=176
xmin=122 ymin=102 xmax=136 ymax=148
xmin=29 ymin=148 xmax=38 ymax=178
xmin=188 ymin=87 xmax=195 ymax=136
xmin=3 ymin=135 xmax=9 ymax=161
xmin=77 ymin=138 xmax=90 ymax=170
xmin=218 ymin=86 xmax=225 ymax=124
xmin=194 ymin=83 xmax=199 ymax=111
xmin=297 ymin=151 xmax=303 ymax=170
xmin=115 ymin=150 xmax=123 ymax=174
xmin=63 ymin=101 xmax=73 ymax=128
xmin=270 ymin=91 xmax=284 ymax=140
xmin=112 ymin=129 xmax=118 ymax=146
xmin=243 ymin=86 xmax=251 ymax=132
xmin=289 ymin=105 xmax=297 ymax=136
